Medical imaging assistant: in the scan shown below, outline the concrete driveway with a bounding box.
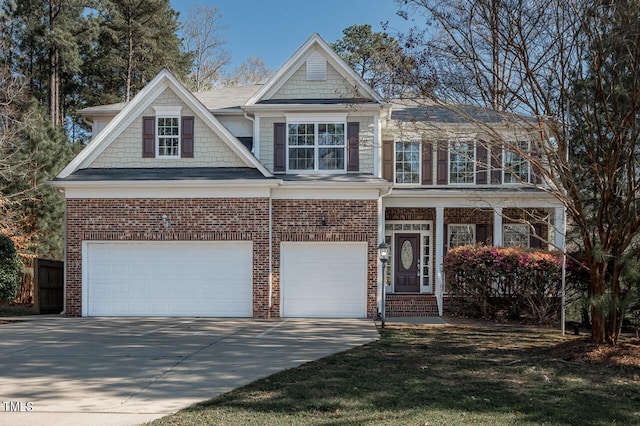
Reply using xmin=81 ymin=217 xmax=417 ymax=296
xmin=0 ymin=316 xmax=379 ymax=426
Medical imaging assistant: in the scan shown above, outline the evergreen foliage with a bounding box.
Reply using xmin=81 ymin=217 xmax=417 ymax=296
xmin=0 ymin=234 xmax=21 ymax=303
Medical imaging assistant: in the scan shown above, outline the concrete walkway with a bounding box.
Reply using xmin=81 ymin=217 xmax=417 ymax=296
xmin=0 ymin=316 xmax=379 ymax=426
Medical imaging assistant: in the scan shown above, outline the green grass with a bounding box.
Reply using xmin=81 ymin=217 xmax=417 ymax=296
xmin=150 ymin=324 xmax=640 ymax=426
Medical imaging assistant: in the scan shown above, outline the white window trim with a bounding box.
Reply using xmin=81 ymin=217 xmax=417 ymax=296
xmin=286 ymin=120 xmax=347 ymax=173
xmin=394 ymin=141 xmax=422 ymax=185
xmin=154 ymin=106 xmax=182 ymax=159
xmin=502 ymin=140 xmax=531 ymax=184
xmin=448 ymin=224 xmax=476 ymax=249
xmin=448 ymin=140 xmax=476 ymax=185
xmin=384 ymin=220 xmax=433 ymax=294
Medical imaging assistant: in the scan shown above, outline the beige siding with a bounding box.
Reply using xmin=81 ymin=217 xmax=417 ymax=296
xmin=89 ymin=88 xmax=247 ymax=168
xmin=271 ymin=63 xmax=359 ymax=100
xmin=257 ymin=116 xmax=284 ymax=170
xmin=350 ymin=116 xmax=375 ymax=174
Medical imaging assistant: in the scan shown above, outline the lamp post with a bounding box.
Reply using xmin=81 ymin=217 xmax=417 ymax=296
xmin=378 ymin=242 xmax=390 ymax=328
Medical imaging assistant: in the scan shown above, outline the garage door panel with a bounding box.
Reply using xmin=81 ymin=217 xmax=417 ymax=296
xmin=84 ymin=241 xmax=253 ymax=317
xmin=281 ymin=242 xmax=367 ymax=318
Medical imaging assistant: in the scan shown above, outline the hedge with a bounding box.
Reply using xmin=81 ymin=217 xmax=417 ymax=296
xmin=443 ymin=245 xmax=580 ymax=324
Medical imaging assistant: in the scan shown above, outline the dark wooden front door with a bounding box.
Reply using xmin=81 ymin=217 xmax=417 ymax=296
xmin=394 ymin=233 xmax=420 ymax=293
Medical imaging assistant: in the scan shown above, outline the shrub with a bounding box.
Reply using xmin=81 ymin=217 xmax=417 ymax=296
xmin=444 ymin=245 xmax=581 ymax=324
xmin=0 ymin=234 xmax=21 ymax=303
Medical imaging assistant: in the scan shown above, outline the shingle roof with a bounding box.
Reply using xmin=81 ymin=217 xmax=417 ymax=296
xmin=55 ymin=167 xmax=271 ymax=182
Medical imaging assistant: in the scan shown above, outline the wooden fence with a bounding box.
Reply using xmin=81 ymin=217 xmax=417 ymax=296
xmin=33 ymin=259 xmax=64 ymax=314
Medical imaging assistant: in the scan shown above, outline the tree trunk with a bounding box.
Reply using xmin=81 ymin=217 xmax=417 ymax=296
xmin=590 ymin=263 xmax=607 ymax=344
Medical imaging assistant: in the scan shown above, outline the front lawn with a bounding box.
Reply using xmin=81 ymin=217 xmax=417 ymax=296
xmin=150 ymin=322 xmax=640 ymax=426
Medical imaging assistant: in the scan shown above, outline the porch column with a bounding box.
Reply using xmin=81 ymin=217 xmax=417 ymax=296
xmin=493 ymin=207 xmax=503 ymax=247
xmin=554 ymin=207 xmax=566 ymax=251
xmin=435 ymin=207 xmax=445 ymax=316
xmin=378 ymin=201 xmax=385 ymax=314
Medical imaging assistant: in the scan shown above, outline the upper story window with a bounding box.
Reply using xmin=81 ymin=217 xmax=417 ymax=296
xmin=157 ymin=117 xmax=180 ymax=157
xmin=287 ymin=122 xmax=345 ymax=172
xmin=395 ymin=142 xmax=421 ymax=184
xmin=143 ymin=106 xmax=194 ymax=159
xmin=449 ymin=141 xmax=475 ymax=184
xmin=448 ymin=224 xmax=475 ymax=248
xmin=504 ymin=140 xmax=530 ymax=183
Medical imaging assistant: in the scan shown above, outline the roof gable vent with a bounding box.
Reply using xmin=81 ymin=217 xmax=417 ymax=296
xmin=306 ymin=52 xmax=326 ymax=81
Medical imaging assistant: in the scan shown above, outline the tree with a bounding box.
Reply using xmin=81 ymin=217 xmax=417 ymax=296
xmin=0 ymin=234 xmax=21 ymax=303
xmin=84 ymin=0 xmax=191 ymax=103
xmin=221 ymin=56 xmax=271 ymax=86
xmin=397 ymin=0 xmax=640 ymax=344
xmin=331 ymin=24 xmax=422 ymax=98
xmin=12 ymin=0 xmax=96 ymax=127
xmin=182 ymin=4 xmax=230 ymax=91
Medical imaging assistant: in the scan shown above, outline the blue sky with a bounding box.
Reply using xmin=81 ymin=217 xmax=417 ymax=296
xmin=170 ymin=0 xmax=414 ymax=73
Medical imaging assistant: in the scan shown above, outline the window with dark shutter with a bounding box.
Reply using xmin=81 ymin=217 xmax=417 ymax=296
xmin=142 ymin=116 xmax=155 ymax=158
xmin=530 ymin=224 xmax=544 ymax=248
xmin=181 ymin=116 xmax=194 ymax=158
xmin=382 ymin=140 xmax=394 ymax=181
xmin=422 ymin=140 xmax=433 ymax=185
xmin=476 ymin=142 xmax=488 ymax=184
xmin=273 ymin=122 xmax=286 ymax=172
xmin=436 ymin=141 xmax=448 ymax=185
xmin=347 ymin=122 xmax=359 ymax=171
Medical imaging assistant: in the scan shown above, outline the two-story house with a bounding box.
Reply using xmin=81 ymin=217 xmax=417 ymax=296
xmin=52 ymin=34 xmax=565 ymax=318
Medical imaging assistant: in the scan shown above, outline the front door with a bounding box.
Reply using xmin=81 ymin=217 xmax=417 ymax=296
xmin=394 ymin=233 xmax=420 ymax=293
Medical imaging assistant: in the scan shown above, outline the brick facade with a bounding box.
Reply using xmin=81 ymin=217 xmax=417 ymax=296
xmin=65 ymin=198 xmax=270 ymax=317
xmin=271 ymin=199 xmax=379 ymax=318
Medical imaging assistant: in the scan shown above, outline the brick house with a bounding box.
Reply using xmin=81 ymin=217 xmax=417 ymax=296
xmin=52 ymin=33 xmax=565 ymax=318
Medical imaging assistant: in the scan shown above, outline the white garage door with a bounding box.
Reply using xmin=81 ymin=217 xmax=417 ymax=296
xmin=83 ymin=241 xmax=253 ymax=317
xmin=281 ymin=242 xmax=367 ymax=318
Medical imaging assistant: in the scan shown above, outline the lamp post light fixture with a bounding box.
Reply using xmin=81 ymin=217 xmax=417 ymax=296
xmin=378 ymin=241 xmax=390 ymax=328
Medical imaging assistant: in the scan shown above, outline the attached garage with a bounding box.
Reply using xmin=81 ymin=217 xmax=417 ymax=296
xmin=83 ymin=241 xmax=253 ymax=317
xmin=280 ymin=242 xmax=368 ymax=318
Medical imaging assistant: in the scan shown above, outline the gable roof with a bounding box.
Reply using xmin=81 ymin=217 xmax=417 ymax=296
xmin=57 ymin=69 xmax=271 ymax=179
xmin=245 ymin=33 xmax=386 ymax=106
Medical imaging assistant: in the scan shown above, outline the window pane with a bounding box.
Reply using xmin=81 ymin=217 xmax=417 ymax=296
xmin=449 ymin=224 xmax=475 ymax=248
xmin=318 ymin=147 xmax=344 ymax=170
xmin=289 ymin=147 xmax=314 ymax=170
xmin=395 ymin=142 xmax=420 ymax=184
xmin=318 ymin=123 xmax=344 ymax=146
xmin=157 ymin=117 xmax=180 ymax=157
xmin=504 ymin=141 xmax=530 ymax=183
xmin=503 ymin=224 xmax=530 ymax=248
xmin=449 ymin=141 xmax=475 ymax=184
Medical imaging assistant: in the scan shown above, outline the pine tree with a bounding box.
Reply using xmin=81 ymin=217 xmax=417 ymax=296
xmin=83 ymin=0 xmax=191 ymax=104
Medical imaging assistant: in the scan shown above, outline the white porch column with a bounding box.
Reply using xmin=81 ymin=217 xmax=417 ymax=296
xmin=554 ymin=207 xmax=566 ymax=251
xmin=435 ymin=207 xmax=445 ymax=315
xmin=493 ymin=207 xmax=503 ymax=247
xmin=378 ymin=200 xmax=385 ymax=314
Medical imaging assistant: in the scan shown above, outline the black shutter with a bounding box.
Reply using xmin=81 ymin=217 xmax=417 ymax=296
xmin=142 ymin=116 xmax=155 ymax=158
xmin=422 ymin=140 xmax=433 ymax=185
xmin=274 ymin=122 xmax=286 ymax=172
xmin=443 ymin=224 xmax=449 ymax=257
xmin=476 ymin=142 xmax=488 ymax=184
xmin=530 ymin=224 xmax=544 ymax=248
xmin=382 ymin=140 xmax=394 ymax=181
xmin=531 ymin=141 xmax=542 ymax=184
xmin=181 ymin=116 xmax=194 ymax=158
xmin=476 ymin=224 xmax=489 ymax=245
xmin=347 ymin=122 xmax=359 ymax=171
xmin=437 ymin=141 xmax=448 ymax=185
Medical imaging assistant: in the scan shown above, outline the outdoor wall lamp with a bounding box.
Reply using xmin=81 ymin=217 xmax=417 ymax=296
xmin=321 ymin=212 xmax=327 ymax=226
xmin=161 ymin=214 xmax=170 ymax=229
xmin=378 ymin=241 xmax=390 ymax=328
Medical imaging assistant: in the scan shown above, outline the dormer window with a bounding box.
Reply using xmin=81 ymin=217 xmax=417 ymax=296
xmin=142 ymin=106 xmax=194 ymax=159
xmin=157 ymin=117 xmax=180 ymax=157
